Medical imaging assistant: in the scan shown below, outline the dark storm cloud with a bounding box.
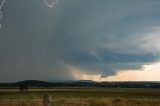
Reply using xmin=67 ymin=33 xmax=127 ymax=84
xmin=0 ymin=0 xmax=160 ymax=82
xmin=61 ymin=50 xmax=158 ymax=76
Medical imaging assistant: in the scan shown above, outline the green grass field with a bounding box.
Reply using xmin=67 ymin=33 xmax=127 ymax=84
xmin=0 ymin=87 xmax=160 ymax=106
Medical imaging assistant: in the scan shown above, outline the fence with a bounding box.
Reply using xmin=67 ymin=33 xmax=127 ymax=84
xmin=0 ymin=95 xmax=52 ymax=106
xmin=0 ymin=95 xmax=91 ymax=106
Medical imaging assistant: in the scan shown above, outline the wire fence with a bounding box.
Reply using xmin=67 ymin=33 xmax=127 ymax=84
xmin=0 ymin=100 xmax=93 ymax=106
xmin=0 ymin=94 xmax=104 ymax=106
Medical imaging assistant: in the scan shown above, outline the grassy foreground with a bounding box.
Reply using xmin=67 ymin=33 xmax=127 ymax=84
xmin=0 ymin=98 xmax=160 ymax=106
xmin=0 ymin=87 xmax=160 ymax=106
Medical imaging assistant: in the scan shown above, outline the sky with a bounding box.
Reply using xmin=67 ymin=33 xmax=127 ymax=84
xmin=0 ymin=0 xmax=160 ymax=82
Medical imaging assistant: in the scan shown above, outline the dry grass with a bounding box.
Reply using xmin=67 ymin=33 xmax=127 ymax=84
xmin=0 ymin=88 xmax=160 ymax=106
xmin=53 ymin=98 xmax=160 ymax=106
xmin=0 ymin=98 xmax=160 ymax=106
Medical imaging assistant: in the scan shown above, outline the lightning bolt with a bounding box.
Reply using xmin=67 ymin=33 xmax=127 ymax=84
xmin=43 ymin=0 xmax=58 ymax=8
xmin=0 ymin=0 xmax=58 ymax=30
xmin=0 ymin=0 xmax=6 ymax=29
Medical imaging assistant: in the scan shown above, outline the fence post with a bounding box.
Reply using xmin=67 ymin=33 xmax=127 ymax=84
xmin=43 ymin=95 xmax=52 ymax=106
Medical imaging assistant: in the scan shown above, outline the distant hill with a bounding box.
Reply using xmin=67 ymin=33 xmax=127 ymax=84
xmin=14 ymin=80 xmax=51 ymax=87
xmin=0 ymin=80 xmax=160 ymax=88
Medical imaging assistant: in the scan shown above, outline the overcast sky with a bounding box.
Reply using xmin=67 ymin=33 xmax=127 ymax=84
xmin=0 ymin=0 xmax=160 ymax=82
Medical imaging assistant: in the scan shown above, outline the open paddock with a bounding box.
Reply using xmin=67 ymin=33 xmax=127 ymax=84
xmin=0 ymin=87 xmax=160 ymax=106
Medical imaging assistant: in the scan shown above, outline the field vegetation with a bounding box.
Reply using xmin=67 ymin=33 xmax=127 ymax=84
xmin=0 ymin=87 xmax=160 ymax=106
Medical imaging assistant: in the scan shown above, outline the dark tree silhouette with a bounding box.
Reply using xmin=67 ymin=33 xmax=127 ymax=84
xmin=19 ymin=85 xmax=28 ymax=92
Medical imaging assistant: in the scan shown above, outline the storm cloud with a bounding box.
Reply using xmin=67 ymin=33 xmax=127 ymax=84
xmin=0 ymin=0 xmax=160 ymax=82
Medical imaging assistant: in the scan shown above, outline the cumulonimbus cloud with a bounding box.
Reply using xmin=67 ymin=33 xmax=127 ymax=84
xmin=0 ymin=0 xmax=160 ymax=82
